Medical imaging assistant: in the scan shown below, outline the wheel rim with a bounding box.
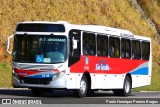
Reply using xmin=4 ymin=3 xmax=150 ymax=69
xmin=125 ymin=80 xmax=130 ymax=93
xmin=80 ymin=79 xmax=87 ymax=94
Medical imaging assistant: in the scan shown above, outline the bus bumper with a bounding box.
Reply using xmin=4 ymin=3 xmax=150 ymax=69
xmin=12 ymin=74 xmax=68 ymax=89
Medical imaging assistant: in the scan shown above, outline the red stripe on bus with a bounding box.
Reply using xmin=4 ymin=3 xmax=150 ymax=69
xmin=70 ymin=55 xmax=148 ymax=74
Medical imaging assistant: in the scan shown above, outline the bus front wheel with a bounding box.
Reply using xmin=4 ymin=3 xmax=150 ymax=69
xmin=74 ymin=75 xmax=88 ymax=98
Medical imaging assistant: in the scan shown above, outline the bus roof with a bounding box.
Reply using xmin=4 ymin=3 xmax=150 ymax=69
xmin=16 ymin=21 xmax=151 ymax=41
xmin=133 ymin=35 xmax=151 ymax=41
xmin=17 ymin=21 xmax=132 ymax=35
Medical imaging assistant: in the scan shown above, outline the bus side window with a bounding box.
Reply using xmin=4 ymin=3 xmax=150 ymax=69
xmin=132 ymin=40 xmax=141 ymax=60
xmin=97 ymin=35 xmax=108 ymax=57
xmin=121 ymin=38 xmax=131 ymax=59
xmin=142 ymin=41 xmax=150 ymax=60
xmin=83 ymin=32 xmax=96 ymax=56
xmin=109 ymin=37 xmax=120 ymax=58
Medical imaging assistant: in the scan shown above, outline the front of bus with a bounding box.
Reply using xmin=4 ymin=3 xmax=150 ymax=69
xmin=11 ymin=21 xmax=70 ymax=90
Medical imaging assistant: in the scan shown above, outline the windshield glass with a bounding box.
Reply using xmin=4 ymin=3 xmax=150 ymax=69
xmin=13 ymin=35 xmax=67 ymax=63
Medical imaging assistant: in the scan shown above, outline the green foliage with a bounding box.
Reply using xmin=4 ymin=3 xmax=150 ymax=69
xmin=0 ymin=63 xmax=12 ymax=87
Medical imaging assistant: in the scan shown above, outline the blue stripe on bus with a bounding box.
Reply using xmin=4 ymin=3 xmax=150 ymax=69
xmin=131 ymin=67 xmax=149 ymax=75
xmin=25 ymin=74 xmax=53 ymax=78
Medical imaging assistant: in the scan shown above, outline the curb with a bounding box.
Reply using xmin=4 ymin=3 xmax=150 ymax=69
xmin=139 ymin=91 xmax=160 ymax=93
xmin=0 ymin=88 xmax=29 ymax=90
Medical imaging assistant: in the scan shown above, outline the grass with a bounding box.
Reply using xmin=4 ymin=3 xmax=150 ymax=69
xmin=0 ymin=63 xmax=12 ymax=87
xmin=0 ymin=0 xmax=160 ymax=91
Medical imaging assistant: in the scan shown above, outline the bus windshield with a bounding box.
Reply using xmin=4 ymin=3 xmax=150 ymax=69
xmin=13 ymin=34 xmax=67 ymax=63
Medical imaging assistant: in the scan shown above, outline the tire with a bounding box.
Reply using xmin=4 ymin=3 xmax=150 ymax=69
xmin=74 ymin=75 xmax=88 ymax=98
xmin=113 ymin=76 xmax=131 ymax=96
xmin=31 ymin=88 xmax=44 ymax=97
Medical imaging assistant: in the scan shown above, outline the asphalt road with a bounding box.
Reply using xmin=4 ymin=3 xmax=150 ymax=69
xmin=0 ymin=89 xmax=160 ymax=107
xmin=0 ymin=89 xmax=159 ymax=98
xmin=0 ymin=89 xmax=160 ymax=104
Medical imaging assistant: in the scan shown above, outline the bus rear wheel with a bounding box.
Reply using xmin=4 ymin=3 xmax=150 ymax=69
xmin=74 ymin=75 xmax=88 ymax=98
xmin=113 ymin=76 xmax=131 ymax=96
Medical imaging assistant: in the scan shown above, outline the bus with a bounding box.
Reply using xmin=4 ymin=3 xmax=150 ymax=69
xmin=7 ymin=21 xmax=152 ymax=98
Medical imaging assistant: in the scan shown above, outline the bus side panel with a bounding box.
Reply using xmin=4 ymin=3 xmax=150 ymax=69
xmin=66 ymin=73 xmax=125 ymax=90
xmin=131 ymin=60 xmax=152 ymax=88
xmin=132 ymin=75 xmax=151 ymax=88
xmin=66 ymin=73 xmax=83 ymax=89
xmin=93 ymin=74 xmax=105 ymax=89
xmin=90 ymin=74 xmax=125 ymax=89
xmin=105 ymin=74 xmax=125 ymax=89
xmin=131 ymin=61 xmax=151 ymax=88
xmin=70 ymin=55 xmax=150 ymax=89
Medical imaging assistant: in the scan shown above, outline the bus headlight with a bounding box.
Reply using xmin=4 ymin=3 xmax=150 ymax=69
xmin=59 ymin=70 xmax=65 ymax=76
xmin=53 ymin=70 xmax=65 ymax=79
xmin=12 ymin=70 xmax=19 ymax=79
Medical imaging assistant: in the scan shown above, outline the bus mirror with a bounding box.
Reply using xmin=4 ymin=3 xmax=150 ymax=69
xmin=73 ymin=40 xmax=77 ymax=49
xmin=7 ymin=34 xmax=14 ymax=55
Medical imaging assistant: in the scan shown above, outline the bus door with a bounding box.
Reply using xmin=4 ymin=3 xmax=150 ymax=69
xmin=69 ymin=29 xmax=81 ymax=67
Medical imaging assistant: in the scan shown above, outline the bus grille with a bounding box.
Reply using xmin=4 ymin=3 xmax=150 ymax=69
xmin=20 ymin=77 xmax=52 ymax=85
xmin=17 ymin=64 xmax=55 ymax=70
